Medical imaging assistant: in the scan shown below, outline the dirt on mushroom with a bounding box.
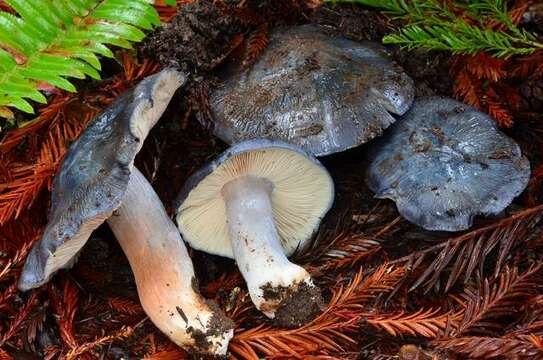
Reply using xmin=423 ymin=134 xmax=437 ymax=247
xmin=261 ymin=281 xmax=324 ymax=328
xmin=186 ymin=300 xmax=235 ymax=358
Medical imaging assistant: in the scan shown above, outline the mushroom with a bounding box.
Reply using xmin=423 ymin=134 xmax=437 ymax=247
xmin=19 ymin=69 xmax=185 ymax=290
xmin=210 ymin=24 xmax=415 ymax=157
xmin=175 ymin=139 xmax=334 ymax=326
xmin=366 ymin=97 xmax=531 ymax=231
xmin=18 ymin=69 xmax=234 ymax=354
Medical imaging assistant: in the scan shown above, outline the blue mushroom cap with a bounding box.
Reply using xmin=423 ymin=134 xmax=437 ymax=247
xmin=210 ymin=24 xmax=415 ymax=157
xmin=366 ymin=97 xmax=531 ymax=232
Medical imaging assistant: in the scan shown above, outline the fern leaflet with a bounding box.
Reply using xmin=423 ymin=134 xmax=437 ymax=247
xmin=0 ymin=0 xmax=160 ymax=116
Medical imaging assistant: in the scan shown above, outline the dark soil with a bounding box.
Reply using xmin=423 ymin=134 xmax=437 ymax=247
xmin=271 ymin=282 xmax=324 ymax=328
xmin=520 ymin=3 xmax=543 ymax=35
xmin=138 ymin=0 xmax=241 ymax=73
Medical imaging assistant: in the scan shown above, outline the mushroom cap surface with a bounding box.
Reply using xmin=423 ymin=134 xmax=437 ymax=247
xmin=366 ymin=97 xmax=531 ymax=231
xmin=210 ymin=24 xmax=415 ymax=157
xmin=175 ymin=139 xmax=335 ymax=258
xmin=19 ymin=69 xmax=185 ymax=291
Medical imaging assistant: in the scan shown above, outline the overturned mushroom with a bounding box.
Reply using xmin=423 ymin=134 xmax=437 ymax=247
xmin=176 ymin=139 xmax=334 ymax=327
xmin=18 ymin=69 xmax=234 ymax=354
xmin=366 ymin=97 xmax=531 ymax=231
xmin=210 ymin=24 xmax=415 ymax=156
xmin=19 ymin=69 xmax=185 ymax=290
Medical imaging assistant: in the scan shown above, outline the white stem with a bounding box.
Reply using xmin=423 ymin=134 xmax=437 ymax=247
xmin=107 ymin=168 xmax=233 ymax=355
xmin=221 ymin=175 xmax=312 ymax=318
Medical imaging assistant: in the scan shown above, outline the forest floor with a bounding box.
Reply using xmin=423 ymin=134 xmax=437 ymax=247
xmin=0 ymin=1 xmax=542 ymax=359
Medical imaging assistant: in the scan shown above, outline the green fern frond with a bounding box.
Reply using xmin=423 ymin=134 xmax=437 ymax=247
xmin=0 ymin=0 xmax=160 ymax=115
xmin=325 ymin=0 xmax=543 ymax=58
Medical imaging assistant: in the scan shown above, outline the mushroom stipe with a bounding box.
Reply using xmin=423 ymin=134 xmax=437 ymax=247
xmin=108 ymin=168 xmax=234 ymax=354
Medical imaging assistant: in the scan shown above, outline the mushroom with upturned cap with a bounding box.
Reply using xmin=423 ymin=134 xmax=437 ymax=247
xmin=210 ymin=24 xmax=415 ymax=157
xmin=18 ymin=69 xmax=234 ymax=355
xmin=366 ymin=97 xmax=531 ymax=231
xmin=175 ymin=139 xmax=334 ymax=326
xmin=19 ymin=68 xmax=185 ymax=289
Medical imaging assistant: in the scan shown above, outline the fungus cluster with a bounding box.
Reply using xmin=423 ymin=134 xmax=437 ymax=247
xmin=17 ymin=23 xmax=532 ymax=358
